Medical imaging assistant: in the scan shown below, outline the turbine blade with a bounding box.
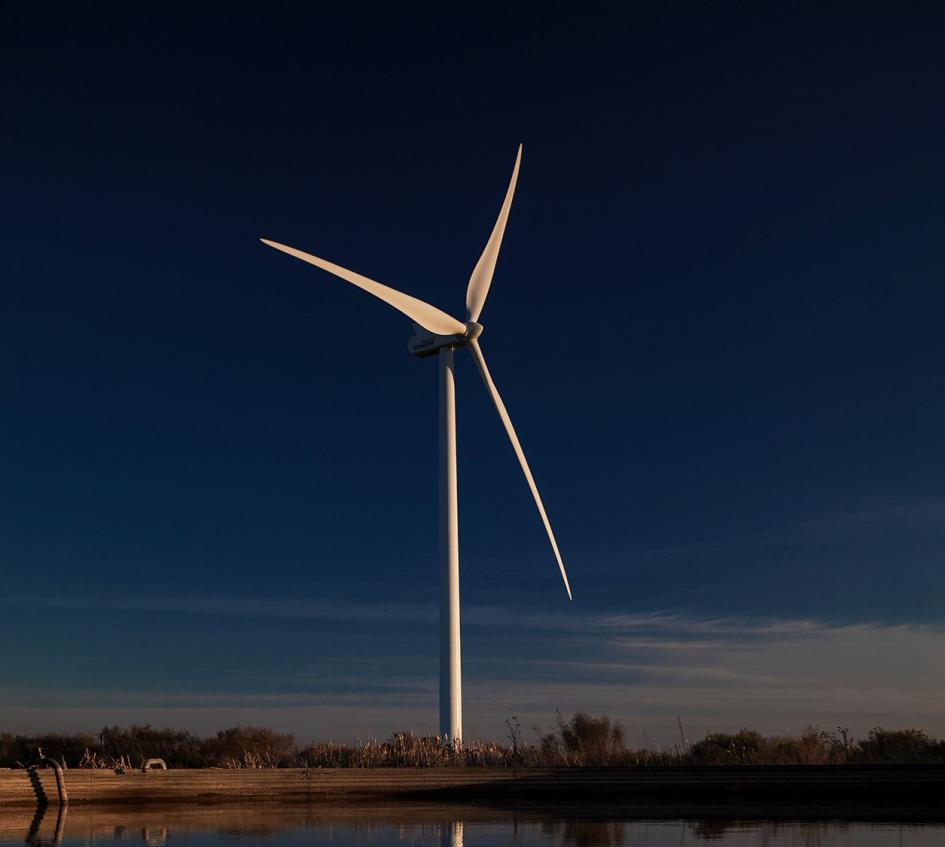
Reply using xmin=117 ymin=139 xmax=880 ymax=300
xmin=261 ymin=239 xmax=467 ymax=337
xmin=465 ymin=145 xmax=522 ymax=323
xmin=467 ymin=338 xmax=572 ymax=599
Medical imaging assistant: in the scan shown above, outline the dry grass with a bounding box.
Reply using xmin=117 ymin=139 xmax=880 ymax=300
xmin=3 ymin=718 xmax=944 ymax=769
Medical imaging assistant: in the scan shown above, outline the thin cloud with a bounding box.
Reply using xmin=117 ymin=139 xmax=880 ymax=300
xmin=3 ymin=602 xmax=944 ymax=740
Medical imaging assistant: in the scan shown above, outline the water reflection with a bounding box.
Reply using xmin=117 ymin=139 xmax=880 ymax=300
xmin=440 ymin=820 xmax=462 ymax=847
xmin=24 ymin=805 xmax=66 ymax=846
xmin=555 ymin=819 xmax=625 ymax=847
xmin=3 ymin=803 xmax=942 ymax=847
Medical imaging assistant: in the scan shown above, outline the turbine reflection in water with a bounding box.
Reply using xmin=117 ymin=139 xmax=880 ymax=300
xmin=439 ymin=820 xmax=462 ymax=847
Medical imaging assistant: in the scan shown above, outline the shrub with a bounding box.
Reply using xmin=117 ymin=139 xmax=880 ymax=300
xmin=763 ymin=728 xmax=846 ymax=764
xmin=0 ymin=732 xmax=96 ymax=767
xmin=688 ymin=729 xmax=765 ymax=764
xmin=854 ymin=728 xmax=945 ymax=764
xmin=99 ymin=725 xmax=203 ymax=768
xmin=209 ymin=726 xmax=296 ymax=767
xmin=536 ymin=712 xmax=627 ymax=766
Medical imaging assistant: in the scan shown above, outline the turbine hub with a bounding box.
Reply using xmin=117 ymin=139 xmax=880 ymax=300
xmin=465 ymin=321 xmax=484 ymax=340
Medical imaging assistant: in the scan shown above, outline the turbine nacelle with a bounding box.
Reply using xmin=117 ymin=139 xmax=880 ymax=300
xmin=408 ymin=321 xmax=483 ymax=358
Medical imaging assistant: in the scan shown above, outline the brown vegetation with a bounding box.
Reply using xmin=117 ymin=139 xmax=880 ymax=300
xmin=2 ymin=716 xmax=944 ymax=769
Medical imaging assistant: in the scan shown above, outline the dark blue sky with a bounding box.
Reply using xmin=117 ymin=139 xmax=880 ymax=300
xmin=2 ymin=5 xmax=943 ymax=740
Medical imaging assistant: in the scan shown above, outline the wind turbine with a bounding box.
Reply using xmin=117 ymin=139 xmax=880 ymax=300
xmin=261 ymin=145 xmax=571 ymax=743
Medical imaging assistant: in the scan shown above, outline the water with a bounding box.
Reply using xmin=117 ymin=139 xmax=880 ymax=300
xmin=2 ymin=804 xmax=942 ymax=847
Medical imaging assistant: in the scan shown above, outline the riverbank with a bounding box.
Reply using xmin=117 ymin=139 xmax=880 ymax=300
xmin=2 ymin=765 xmax=944 ymax=807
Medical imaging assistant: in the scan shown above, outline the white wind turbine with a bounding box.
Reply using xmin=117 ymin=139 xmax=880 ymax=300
xmin=261 ymin=145 xmax=571 ymax=743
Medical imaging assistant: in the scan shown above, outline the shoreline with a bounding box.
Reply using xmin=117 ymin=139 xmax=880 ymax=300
xmin=2 ymin=765 xmax=944 ymax=808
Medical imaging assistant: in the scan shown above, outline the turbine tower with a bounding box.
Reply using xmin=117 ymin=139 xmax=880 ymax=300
xmin=261 ymin=145 xmax=571 ymax=743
